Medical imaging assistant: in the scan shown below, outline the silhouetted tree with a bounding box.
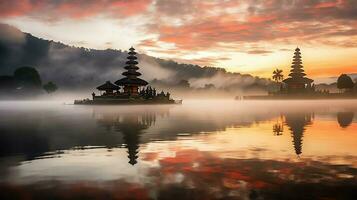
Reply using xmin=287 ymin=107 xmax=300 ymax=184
xmin=43 ymin=81 xmax=58 ymax=94
xmin=14 ymin=66 xmax=42 ymax=90
xmin=337 ymin=74 xmax=354 ymax=92
xmin=177 ymin=79 xmax=190 ymax=88
xmin=272 ymin=69 xmax=284 ymax=82
xmin=0 ymin=76 xmax=17 ymax=91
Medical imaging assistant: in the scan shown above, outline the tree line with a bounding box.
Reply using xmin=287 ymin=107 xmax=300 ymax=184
xmin=0 ymin=66 xmax=57 ymax=97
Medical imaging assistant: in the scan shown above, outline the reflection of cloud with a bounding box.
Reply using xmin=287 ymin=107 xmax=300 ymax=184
xmin=2 ymin=148 xmax=357 ymax=199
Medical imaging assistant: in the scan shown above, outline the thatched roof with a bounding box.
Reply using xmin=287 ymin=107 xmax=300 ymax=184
xmin=283 ymin=77 xmax=313 ymax=84
xmin=96 ymin=81 xmax=120 ymax=90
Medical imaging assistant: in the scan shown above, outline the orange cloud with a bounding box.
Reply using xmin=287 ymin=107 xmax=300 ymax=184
xmin=309 ymin=66 xmax=357 ymax=77
xmin=133 ymin=0 xmax=357 ymax=58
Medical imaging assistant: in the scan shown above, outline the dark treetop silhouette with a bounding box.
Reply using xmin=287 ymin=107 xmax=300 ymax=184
xmin=0 ymin=66 xmax=58 ymax=98
xmin=74 ymin=47 xmax=181 ymax=105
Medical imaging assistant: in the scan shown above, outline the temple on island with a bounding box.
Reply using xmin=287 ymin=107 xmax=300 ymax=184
xmin=75 ymin=47 xmax=180 ymax=105
xmin=282 ymin=48 xmax=314 ymax=93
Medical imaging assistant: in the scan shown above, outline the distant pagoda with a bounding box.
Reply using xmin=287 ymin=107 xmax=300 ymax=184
xmin=115 ymin=47 xmax=148 ymax=95
xmin=283 ymin=48 xmax=313 ymax=92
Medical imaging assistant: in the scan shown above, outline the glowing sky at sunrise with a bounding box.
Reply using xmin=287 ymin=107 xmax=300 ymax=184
xmin=1 ymin=0 xmax=357 ymax=78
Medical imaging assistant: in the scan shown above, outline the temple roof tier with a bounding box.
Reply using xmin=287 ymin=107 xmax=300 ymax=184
xmin=290 ymin=68 xmax=304 ymax=73
xmin=288 ymin=73 xmax=306 ymax=78
xmin=124 ymin=65 xmax=139 ymax=70
xmin=126 ymin=60 xmax=139 ymax=65
xmin=122 ymin=71 xmax=142 ymax=76
xmin=127 ymin=55 xmax=137 ymax=60
xmin=115 ymin=77 xmax=148 ymax=86
xmin=283 ymin=77 xmax=313 ymax=84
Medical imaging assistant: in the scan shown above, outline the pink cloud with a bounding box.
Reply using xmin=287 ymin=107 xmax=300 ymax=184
xmin=0 ymin=0 xmax=153 ymax=19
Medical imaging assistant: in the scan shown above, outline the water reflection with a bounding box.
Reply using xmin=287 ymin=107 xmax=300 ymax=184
xmin=94 ymin=108 xmax=162 ymax=165
xmin=0 ymin=101 xmax=356 ymax=199
xmin=337 ymin=112 xmax=354 ymax=128
xmin=285 ymin=113 xmax=313 ymax=156
xmin=272 ymin=115 xmax=284 ymax=136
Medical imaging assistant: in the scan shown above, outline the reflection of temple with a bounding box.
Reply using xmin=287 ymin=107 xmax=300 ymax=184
xmin=94 ymin=108 xmax=169 ymax=165
xmin=337 ymin=112 xmax=354 ymax=128
xmin=116 ymin=114 xmax=155 ymax=165
xmin=284 ymin=113 xmax=313 ymax=156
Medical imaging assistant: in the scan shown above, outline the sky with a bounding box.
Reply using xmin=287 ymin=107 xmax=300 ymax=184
xmin=1 ymin=0 xmax=357 ymax=79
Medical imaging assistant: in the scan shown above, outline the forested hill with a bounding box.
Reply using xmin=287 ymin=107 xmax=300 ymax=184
xmin=0 ymin=23 xmax=271 ymax=91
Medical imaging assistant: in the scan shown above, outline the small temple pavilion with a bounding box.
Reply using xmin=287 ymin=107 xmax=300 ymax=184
xmin=96 ymin=81 xmax=119 ymax=96
xmin=283 ymin=48 xmax=314 ymax=93
xmin=75 ymin=47 xmax=179 ymax=105
xmin=115 ymin=47 xmax=148 ymax=95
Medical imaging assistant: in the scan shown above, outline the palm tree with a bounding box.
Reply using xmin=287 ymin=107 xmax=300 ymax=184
xmin=273 ymin=122 xmax=284 ymax=136
xmin=272 ymin=69 xmax=284 ymax=83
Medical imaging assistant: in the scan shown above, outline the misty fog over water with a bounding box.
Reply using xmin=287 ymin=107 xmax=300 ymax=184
xmin=0 ymin=100 xmax=356 ymax=199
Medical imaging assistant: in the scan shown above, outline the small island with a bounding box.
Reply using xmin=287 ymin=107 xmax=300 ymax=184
xmin=74 ymin=47 xmax=182 ymax=105
xmin=242 ymin=47 xmax=357 ymax=100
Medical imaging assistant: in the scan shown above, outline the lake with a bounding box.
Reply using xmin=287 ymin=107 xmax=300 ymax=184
xmin=0 ymin=100 xmax=356 ymax=200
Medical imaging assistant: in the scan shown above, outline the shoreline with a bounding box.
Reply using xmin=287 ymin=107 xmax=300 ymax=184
xmin=242 ymin=94 xmax=357 ymax=100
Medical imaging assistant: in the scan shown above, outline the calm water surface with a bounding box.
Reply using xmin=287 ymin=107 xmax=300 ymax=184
xmin=0 ymin=100 xmax=356 ymax=200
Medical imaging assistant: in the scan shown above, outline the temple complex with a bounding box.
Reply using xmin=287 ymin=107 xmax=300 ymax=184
xmin=75 ymin=47 xmax=180 ymax=105
xmin=283 ymin=48 xmax=314 ymax=93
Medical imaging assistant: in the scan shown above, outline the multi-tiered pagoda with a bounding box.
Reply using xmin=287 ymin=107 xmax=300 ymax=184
xmin=283 ymin=48 xmax=314 ymax=93
xmin=115 ymin=47 xmax=148 ymax=95
xmin=74 ymin=47 xmax=181 ymax=105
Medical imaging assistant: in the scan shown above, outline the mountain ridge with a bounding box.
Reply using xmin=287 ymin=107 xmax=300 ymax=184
xmin=0 ymin=23 xmax=272 ymax=93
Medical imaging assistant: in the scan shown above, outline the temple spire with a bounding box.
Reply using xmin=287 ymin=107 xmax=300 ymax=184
xmin=289 ymin=47 xmax=306 ymax=79
xmin=115 ymin=47 xmax=148 ymax=95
